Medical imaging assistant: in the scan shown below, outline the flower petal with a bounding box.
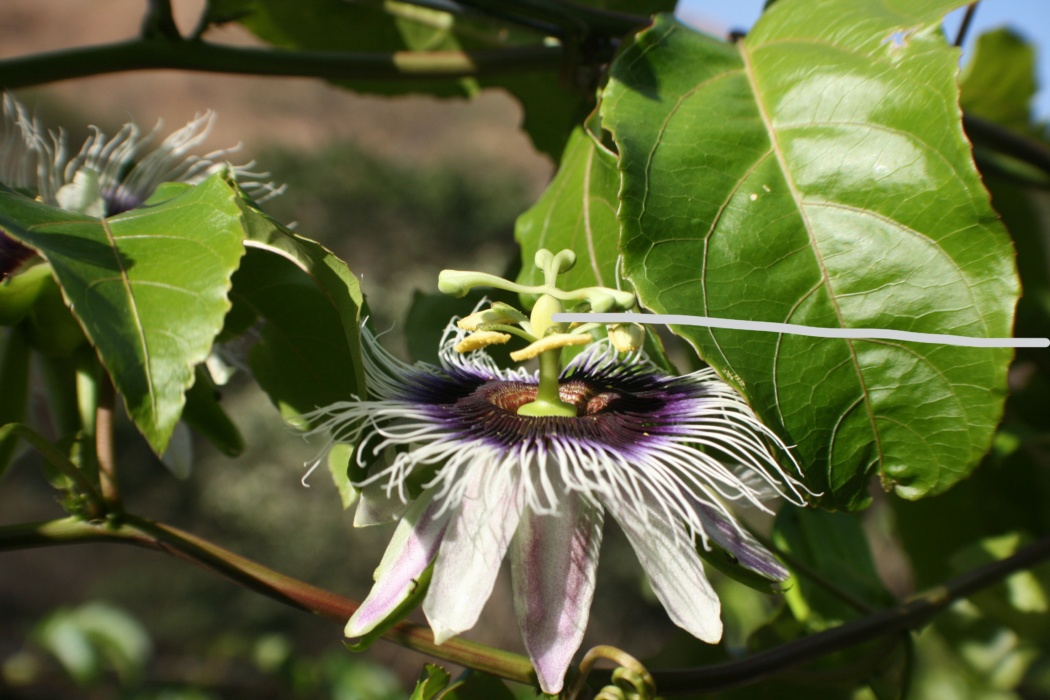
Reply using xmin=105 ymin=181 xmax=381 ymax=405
xmin=511 ymin=493 xmax=603 ymax=695
xmin=353 ymin=479 xmax=411 ymax=527
xmin=424 ymin=467 xmax=523 ymax=644
xmin=345 ymin=493 xmax=449 ymax=638
xmin=695 ymin=501 xmax=789 ymax=581
xmin=603 ymin=494 xmax=722 ymax=643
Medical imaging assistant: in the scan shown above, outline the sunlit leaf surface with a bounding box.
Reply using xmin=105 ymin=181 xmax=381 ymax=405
xmin=0 ymin=176 xmax=244 ymax=454
xmin=602 ymin=2 xmax=1019 ymax=508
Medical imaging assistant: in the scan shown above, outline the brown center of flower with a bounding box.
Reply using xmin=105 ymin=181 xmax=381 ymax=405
xmin=480 ymin=380 xmax=619 ymax=417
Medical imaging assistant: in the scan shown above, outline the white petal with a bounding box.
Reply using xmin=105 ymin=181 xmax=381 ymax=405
xmin=603 ymin=495 xmax=722 ymax=643
xmin=353 ymin=479 xmax=411 ymax=527
xmin=424 ymin=467 xmax=523 ymax=644
xmin=511 ymin=494 xmax=603 ymax=695
xmin=344 ymin=494 xmax=449 ymax=638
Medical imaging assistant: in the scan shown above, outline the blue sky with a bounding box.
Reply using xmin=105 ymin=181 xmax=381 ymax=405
xmin=677 ymin=1 xmax=1050 ymax=124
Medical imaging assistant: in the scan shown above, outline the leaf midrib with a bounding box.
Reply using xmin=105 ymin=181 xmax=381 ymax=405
xmin=100 ymin=216 xmax=156 ymax=419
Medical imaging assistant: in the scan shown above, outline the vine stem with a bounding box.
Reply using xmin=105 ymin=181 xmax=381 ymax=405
xmin=954 ymin=2 xmax=980 ymax=47
xmin=95 ymin=376 xmax=120 ymax=508
xmin=3 ymin=517 xmax=1050 ymax=696
xmin=0 ymin=40 xmax=566 ymax=90
xmin=645 ymin=533 xmax=1050 ymax=696
xmin=0 ymin=515 xmax=537 ymax=686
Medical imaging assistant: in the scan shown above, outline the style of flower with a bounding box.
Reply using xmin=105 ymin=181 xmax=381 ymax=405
xmin=306 ymin=250 xmax=808 ymax=695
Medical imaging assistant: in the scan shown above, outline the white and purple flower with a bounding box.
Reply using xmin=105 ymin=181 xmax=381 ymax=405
xmin=1 ymin=92 xmax=281 ymax=218
xmin=308 ymin=254 xmax=808 ymax=694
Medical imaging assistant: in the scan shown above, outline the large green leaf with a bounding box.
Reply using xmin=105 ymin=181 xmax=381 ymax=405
xmin=228 ymin=195 xmax=366 ymax=424
xmin=601 ymin=4 xmax=1019 ymax=509
xmin=515 ymin=125 xmax=621 ymax=290
xmin=0 ymin=177 xmax=245 ymax=454
xmin=226 ymin=244 xmax=361 ymax=424
xmin=960 ymin=28 xmax=1037 ymax=134
xmin=772 ymin=508 xmax=894 ymax=632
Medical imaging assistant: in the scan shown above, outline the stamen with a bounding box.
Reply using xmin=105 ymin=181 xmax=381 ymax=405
xmin=509 ymin=333 xmax=591 ymax=362
xmin=454 ymin=330 xmax=511 ymax=353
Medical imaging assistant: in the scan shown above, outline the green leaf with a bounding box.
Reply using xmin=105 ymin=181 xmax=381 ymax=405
xmin=772 ymin=508 xmax=894 ymax=631
xmin=410 ymin=664 xmax=452 ymax=700
xmin=0 ymin=262 xmax=51 ymax=326
xmin=0 ymin=176 xmax=245 ymax=455
xmin=328 ymin=442 xmax=358 ymax=509
xmin=227 ymin=186 xmax=365 ymax=424
xmin=344 ymin=563 xmax=432 ymax=652
xmin=226 ymin=244 xmax=361 ymax=424
xmin=960 ymin=28 xmax=1036 ymax=134
xmin=203 ymin=0 xmax=672 ymax=159
xmin=515 ymin=125 xmax=622 ymax=292
xmin=602 ymin=5 xmax=1019 ymax=509
xmin=205 ymin=0 xmax=477 ymax=98
xmin=34 ymin=602 xmax=152 ymax=684
xmin=24 ymin=270 xmax=87 ymax=357
xmin=950 ymin=532 xmax=1050 ymax=641
xmin=438 ymin=670 xmax=517 ymax=700
xmin=181 ymin=364 xmax=245 ymax=458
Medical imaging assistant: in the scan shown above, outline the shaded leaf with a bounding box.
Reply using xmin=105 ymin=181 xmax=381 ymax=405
xmin=0 ymin=176 xmax=245 ymax=455
xmin=515 ymin=125 xmax=621 ymax=291
xmin=602 ymin=5 xmax=1018 ymax=509
xmin=960 ymin=28 xmax=1037 ymax=134
xmin=410 ymin=664 xmax=452 ymax=700
xmin=439 ymin=670 xmax=517 ymax=700
xmin=226 ymin=245 xmax=359 ymax=424
xmin=181 ymin=364 xmax=245 ymax=457
xmin=772 ymin=507 xmax=894 ymax=631
xmin=231 ymin=190 xmax=366 ymax=421
xmin=0 ymin=262 xmax=51 ymax=326
xmin=33 ymin=602 xmax=152 ymax=685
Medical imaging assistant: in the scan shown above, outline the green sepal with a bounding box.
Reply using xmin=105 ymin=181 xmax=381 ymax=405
xmin=409 ymin=664 xmax=452 ymax=700
xmin=328 ymin=442 xmax=358 ymax=510
xmin=696 ymin=536 xmax=786 ymax=595
xmin=0 ymin=263 xmax=52 ymax=326
xmin=26 ymin=272 xmax=86 ymax=357
xmin=343 ymin=562 xmax=433 ymax=652
xmin=436 ymin=669 xmax=518 ymax=699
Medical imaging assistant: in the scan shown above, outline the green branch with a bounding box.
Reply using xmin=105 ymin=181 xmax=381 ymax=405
xmin=0 ymin=516 xmax=537 ymax=686
xmin=4 ymin=514 xmax=1049 ymax=696
xmin=0 ymin=423 xmax=106 ymax=517
xmin=646 ymin=533 xmax=1050 ymax=696
xmin=0 ymin=39 xmax=566 ymax=90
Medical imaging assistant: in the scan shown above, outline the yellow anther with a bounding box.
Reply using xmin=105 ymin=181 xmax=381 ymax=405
xmin=456 ymin=309 xmax=517 ymax=331
xmin=509 ymin=333 xmax=591 ymax=362
xmin=454 ymin=331 xmax=511 ymax=353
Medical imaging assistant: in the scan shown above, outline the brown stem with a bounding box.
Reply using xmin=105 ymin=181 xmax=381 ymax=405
xmin=0 ymin=40 xmax=567 ymax=90
xmin=0 ymin=516 xmax=537 ymax=686
xmin=95 ymin=376 xmax=120 ymax=508
xmin=646 ymin=534 xmax=1050 ymax=695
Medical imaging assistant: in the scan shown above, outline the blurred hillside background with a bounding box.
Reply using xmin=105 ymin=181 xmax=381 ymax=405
xmin=0 ymin=2 xmax=689 ymax=698
xmin=2 ymin=1 xmax=1049 ymax=698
